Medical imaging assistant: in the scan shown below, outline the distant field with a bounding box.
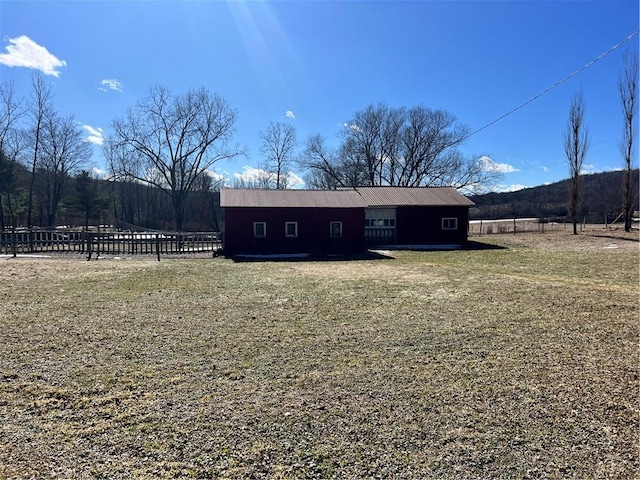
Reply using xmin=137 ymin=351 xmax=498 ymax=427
xmin=468 ymin=219 xmax=636 ymax=236
xmin=1 ymin=230 xmax=638 ymax=479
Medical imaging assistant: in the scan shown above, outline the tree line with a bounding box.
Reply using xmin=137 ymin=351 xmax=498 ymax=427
xmin=1 ymin=47 xmax=636 ymax=232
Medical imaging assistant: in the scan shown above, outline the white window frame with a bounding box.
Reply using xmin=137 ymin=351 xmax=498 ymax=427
xmin=285 ymin=221 xmax=298 ymax=238
xmin=253 ymin=222 xmax=266 ymax=238
xmin=330 ymin=221 xmax=343 ymax=238
xmin=442 ymin=217 xmax=458 ymax=230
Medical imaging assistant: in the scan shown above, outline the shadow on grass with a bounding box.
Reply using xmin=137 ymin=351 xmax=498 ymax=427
xmin=230 ymin=250 xmax=396 ymax=263
xmin=463 ymin=240 xmax=508 ymax=250
xmin=585 ymin=232 xmax=640 ymax=243
xmin=229 ymin=241 xmax=507 ymax=262
xmin=370 ymin=241 xmax=507 ymax=252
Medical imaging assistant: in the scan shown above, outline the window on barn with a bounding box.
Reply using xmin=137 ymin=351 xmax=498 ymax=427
xmin=330 ymin=221 xmax=343 ymax=238
xmin=254 ymin=222 xmax=266 ymax=238
xmin=365 ymin=218 xmax=395 ymax=227
xmin=285 ymin=222 xmax=298 ymax=237
xmin=442 ymin=217 xmax=458 ymax=230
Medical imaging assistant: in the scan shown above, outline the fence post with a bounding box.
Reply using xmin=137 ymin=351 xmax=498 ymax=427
xmin=86 ymin=233 xmax=93 ymax=260
xmin=156 ymin=234 xmax=161 ymax=262
xmin=11 ymin=220 xmax=17 ymax=258
xmin=513 ymin=218 xmax=517 ymax=235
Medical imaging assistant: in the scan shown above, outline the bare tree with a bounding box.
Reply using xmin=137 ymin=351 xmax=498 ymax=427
xmin=259 ymin=121 xmax=297 ymax=189
xmin=26 ymin=73 xmax=55 ymax=227
xmin=299 ymin=134 xmax=368 ymax=189
xmin=107 ymin=85 xmax=242 ymax=230
xmin=38 ymin=112 xmax=92 ymax=227
xmin=0 ymin=81 xmax=26 ymax=229
xmin=0 ymin=148 xmax=16 ymax=230
xmin=564 ymin=91 xmax=590 ymax=235
xmin=231 ymin=171 xmax=274 ymax=189
xmin=340 ymin=104 xmax=404 ymax=186
xmin=0 ymin=81 xmax=25 ymax=150
xmin=301 ymin=103 xmax=500 ymax=190
xmin=398 ymin=106 xmax=473 ymax=187
xmin=619 ymin=49 xmax=638 ymax=232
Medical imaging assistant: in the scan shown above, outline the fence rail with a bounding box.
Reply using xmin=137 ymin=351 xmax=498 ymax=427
xmin=365 ymin=228 xmax=396 ymax=245
xmin=0 ymin=230 xmax=221 ymax=257
xmin=467 ymin=218 xmax=615 ymax=236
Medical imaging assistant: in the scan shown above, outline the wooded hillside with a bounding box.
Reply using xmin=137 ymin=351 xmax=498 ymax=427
xmin=469 ymin=169 xmax=639 ymax=223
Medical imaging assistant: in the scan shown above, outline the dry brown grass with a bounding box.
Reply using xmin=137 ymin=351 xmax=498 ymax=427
xmin=0 ymin=229 xmax=638 ymax=479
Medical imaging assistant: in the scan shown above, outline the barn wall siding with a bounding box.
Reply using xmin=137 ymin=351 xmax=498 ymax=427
xmin=224 ymin=207 xmax=365 ymax=255
xmin=396 ymin=206 xmax=470 ymax=245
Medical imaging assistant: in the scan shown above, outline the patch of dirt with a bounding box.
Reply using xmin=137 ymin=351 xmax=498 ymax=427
xmin=290 ymin=261 xmax=442 ymax=285
xmin=473 ymin=225 xmax=639 ymax=250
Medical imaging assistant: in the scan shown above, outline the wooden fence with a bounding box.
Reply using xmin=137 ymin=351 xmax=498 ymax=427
xmin=468 ymin=218 xmax=559 ymax=236
xmin=0 ymin=230 xmax=221 ymax=257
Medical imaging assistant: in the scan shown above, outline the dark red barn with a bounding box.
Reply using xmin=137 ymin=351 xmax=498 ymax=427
xmin=220 ymin=189 xmax=367 ymax=256
xmin=220 ymin=187 xmax=474 ymax=256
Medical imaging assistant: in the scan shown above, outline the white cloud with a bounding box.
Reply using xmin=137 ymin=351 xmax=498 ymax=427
xmin=343 ymin=123 xmax=361 ymax=132
xmin=466 ymin=180 xmax=529 ymax=195
xmin=500 ymin=183 xmax=528 ymax=192
xmin=234 ymin=166 xmax=270 ymax=183
xmin=285 ymin=110 xmax=295 ymax=119
xmin=82 ymin=125 xmax=104 ymax=145
xmin=479 ymin=155 xmax=519 ymax=174
xmin=0 ymin=35 xmax=66 ymax=77
xmin=100 ymin=79 xmax=123 ymax=92
xmin=91 ymin=167 xmax=107 ymax=179
xmin=580 ymin=164 xmax=598 ymax=175
xmin=205 ymin=169 xmax=226 ymax=183
xmin=285 ymin=171 xmax=304 ymax=188
xmin=233 ymin=166 xmax=305 ymax=188
xmin=540 ymin=166 xmax=549 ymax=173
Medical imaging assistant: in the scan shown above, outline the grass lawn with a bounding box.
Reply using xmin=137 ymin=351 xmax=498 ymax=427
xmin=0 ymin=230 xmax=638 ymax=479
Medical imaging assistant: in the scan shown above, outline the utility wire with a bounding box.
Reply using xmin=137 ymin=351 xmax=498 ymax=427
xmin=465 ymin=30 xmax=640 ymax=140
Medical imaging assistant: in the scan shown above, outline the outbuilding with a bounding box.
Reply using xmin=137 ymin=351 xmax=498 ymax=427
xmin=358 ymin=187 xmax=475 ymax=246
xmin=220 ymin=187 xmax=474 ymax=256
xmin=220 ymin=189 xmax=367 ymax=256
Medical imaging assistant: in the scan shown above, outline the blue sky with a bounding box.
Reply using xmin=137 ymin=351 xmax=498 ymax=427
xmin=1 ymin=0 xmax=638 ymax=192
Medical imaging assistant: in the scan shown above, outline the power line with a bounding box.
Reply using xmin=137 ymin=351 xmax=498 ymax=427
xmin=465 ymin=30 xmax=640 ymax=141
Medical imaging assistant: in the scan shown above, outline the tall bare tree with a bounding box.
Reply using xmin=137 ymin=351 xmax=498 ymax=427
xmin=299 ymin=134 xmax=368 ymax=189
xmin=259 ymin=121 xmax=297 ymax=189
xmin=339 ymin=104 xmax=404 ymax=186
xmin=107 ymin=85 xmax=242 ymax=230
xmin=301 ymin=103 xmax=500 ymax=190
xmin=38 ymin=112 xmax=92 ymax=227
xmin=564 ymin=91 xmax=590 ymax=235
xmin=0 ymin=81 xmax=25 ymax=151
xmin=619 ymin=49 xmax=638 ymax=232
xmin=0 ymin=81 xmax=26 ymax=230
xmin=26 ymin=73 xmax=54 ymax=227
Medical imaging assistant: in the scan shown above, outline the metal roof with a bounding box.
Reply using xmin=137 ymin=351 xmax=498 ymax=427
xmin=221 ymin=187 xmax=474 ymax=208
xmin=221 ymin=189 xmax=368 ymax=208
xmin=356 ymin=187 xmax=475 ymax=207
